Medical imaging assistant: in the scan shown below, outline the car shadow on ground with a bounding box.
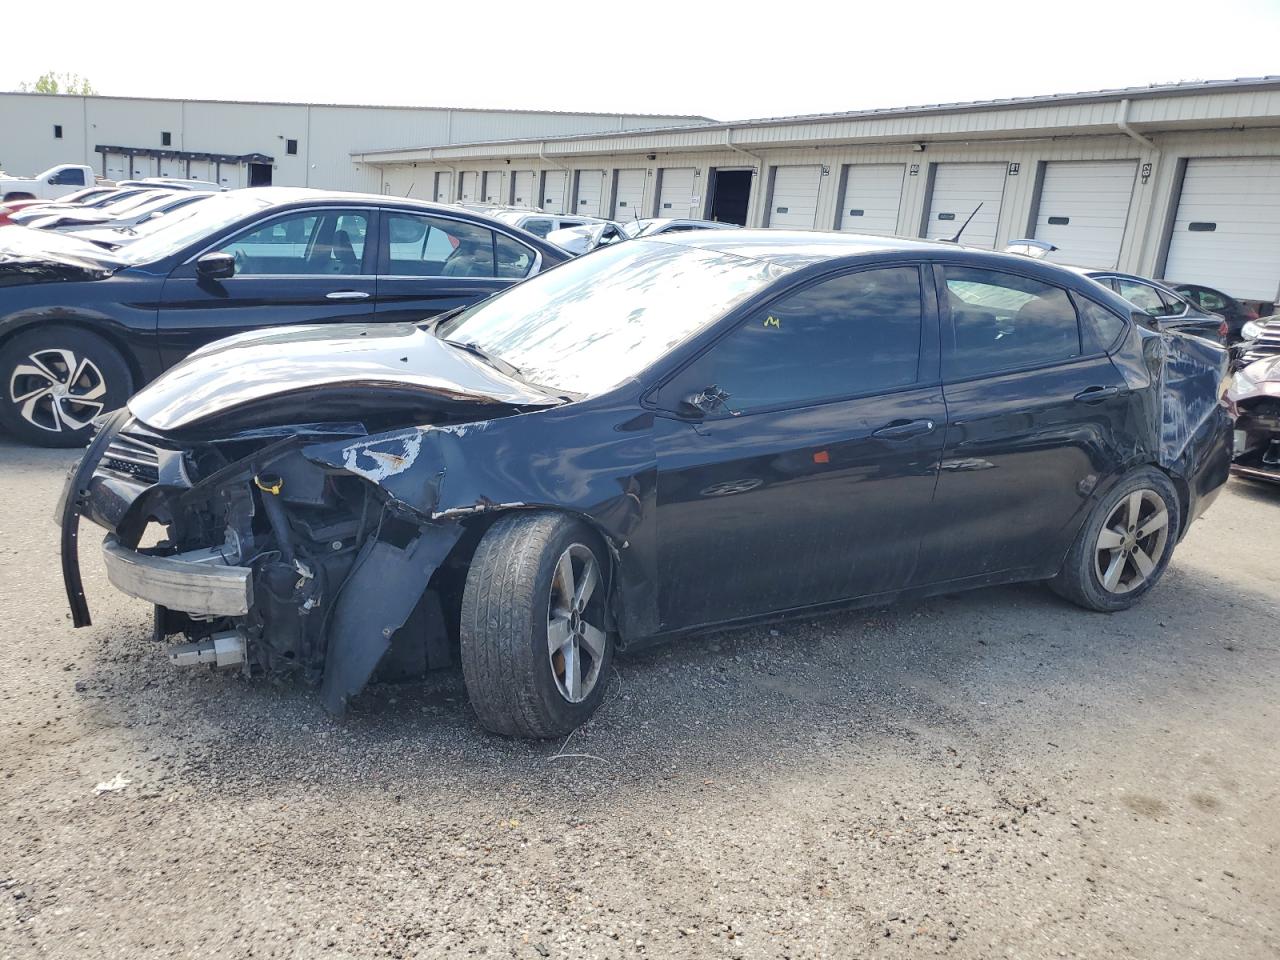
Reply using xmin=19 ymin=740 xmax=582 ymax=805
xmin=71 ymin=539 xmax=1279 ymax=804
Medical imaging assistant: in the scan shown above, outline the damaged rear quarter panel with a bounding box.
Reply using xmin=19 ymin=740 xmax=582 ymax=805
xmin=302 ymin=390 xmax=661 ymax=639
xmin=1116 ymin=330 xmax=1233 ymax=527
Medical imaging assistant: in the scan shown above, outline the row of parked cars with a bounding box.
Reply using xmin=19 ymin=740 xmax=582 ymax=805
xmin=0 ymin=172 xmax=1271 ymax=738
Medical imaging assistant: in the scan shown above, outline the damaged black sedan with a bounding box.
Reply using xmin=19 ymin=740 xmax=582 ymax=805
xmin=59 ymin=232 xmax=1233 ymax=738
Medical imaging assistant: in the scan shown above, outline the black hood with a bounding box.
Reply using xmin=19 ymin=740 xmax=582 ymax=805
xmin=0 ymin=225 xmax=123 ymax=286
xmin=127 ymin=322 xmax=564 ymax=435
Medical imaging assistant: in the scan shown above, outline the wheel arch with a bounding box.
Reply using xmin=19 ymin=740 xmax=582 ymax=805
xmin=0 ymin=316 xmax=143 ymax=392
xmin=436 ymin=505 xmax=625 ymax=630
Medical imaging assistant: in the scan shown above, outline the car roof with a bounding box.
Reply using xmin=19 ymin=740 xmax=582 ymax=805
xmin=653 ymin=229 xmax=1004 ymax=266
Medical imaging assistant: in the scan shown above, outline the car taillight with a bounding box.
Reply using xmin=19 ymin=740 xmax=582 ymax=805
xmin=1220 ymin=319 xmax=1230 ymax=340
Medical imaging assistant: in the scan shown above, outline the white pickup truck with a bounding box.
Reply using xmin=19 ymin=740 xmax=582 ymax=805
xmin=0 ymin=164 xmax=97 ymax=202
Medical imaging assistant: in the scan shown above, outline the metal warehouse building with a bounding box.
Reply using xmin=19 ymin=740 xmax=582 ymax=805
xmin=4 ymin=78 xmax=1280 ymax=301
xmin=0 ymin=92 xmax=704 ymax=193
xmin=356 ymin=76 xmax=1280 ymax=303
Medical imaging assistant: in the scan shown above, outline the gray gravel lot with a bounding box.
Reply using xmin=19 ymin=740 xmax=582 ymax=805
xmin=1 ymin=433 xmax=1277 ymax=959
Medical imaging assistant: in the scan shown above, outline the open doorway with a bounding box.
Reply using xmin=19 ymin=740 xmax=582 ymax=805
xmin=248 ymin=162 xmax=273 ymax=187
xmin=707 ymin=168 xmax=753 ymax=224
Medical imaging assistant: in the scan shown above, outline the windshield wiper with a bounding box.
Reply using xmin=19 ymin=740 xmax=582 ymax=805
xmin=423 ymin=305 xmax=468 ymax=333
xmin=443 ymin=338 xmax=523 ymax=378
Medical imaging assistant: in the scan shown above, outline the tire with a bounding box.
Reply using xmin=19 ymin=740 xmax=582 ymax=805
xmin=460 ymin=512 xmax=614 ymax=738
xmin=1050 ymin=467 xmax=1181 ymax=612
xmin=0 ymin=325 xmax=134 ymax=448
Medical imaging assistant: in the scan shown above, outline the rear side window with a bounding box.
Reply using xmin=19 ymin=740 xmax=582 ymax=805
xmin=495 ymin=234 xmax=534 ymax=279
xmin=521 ymin=218 xmax=554 ymax=238
xmin=1075 ymin=296 xmax=1127 ymax=354
xmin=943 ymin=267 xmax=1081 ymax=379
xmin=1114 ymin=278 xmax=1182 ymax=318
xmin=670 ymin=266 xmax=924 ymax=414
xmin=384 ymin=213 xmax=495 ymax=277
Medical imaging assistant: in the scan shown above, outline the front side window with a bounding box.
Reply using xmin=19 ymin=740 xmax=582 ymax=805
xmin=50 ymin=168 xmax=85 ymax=186
xmin=216 ymin=209 xmax=369 ymax=276
xmin=383 ymin=213 xmax=512 ymax=278
xmin=669 ymin=267 xmax=924 ymax=414
xmin=944 ymin=266 xmax=1081 ymax=379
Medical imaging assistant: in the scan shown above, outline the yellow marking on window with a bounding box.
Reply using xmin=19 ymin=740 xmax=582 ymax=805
xmin=763 ymin=315 xmax=781 ymax=329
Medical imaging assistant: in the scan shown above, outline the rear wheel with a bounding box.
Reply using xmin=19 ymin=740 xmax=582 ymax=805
xmin=1050 ymin=468 xmax=1181 ymax=612
xmin=0 ymin=325 xmax=133 ymax=447
xmin=459 ymin=512 xmax=614 ymax=738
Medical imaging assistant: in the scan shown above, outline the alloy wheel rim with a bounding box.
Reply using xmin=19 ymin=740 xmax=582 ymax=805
xmin=1093 ymin=489 xmax=1170 ymax=594
xmin=547 ymin=543 xmax=606 ymax=703
xmin=9 ymin=348 xmax=107 ymax=434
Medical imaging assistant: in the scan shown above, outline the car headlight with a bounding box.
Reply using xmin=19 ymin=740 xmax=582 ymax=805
xmin=1241 ymin=319 xmax=1263 ymax=340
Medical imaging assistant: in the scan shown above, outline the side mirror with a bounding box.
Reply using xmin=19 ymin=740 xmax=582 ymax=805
xmin=678 ymin=386 xmax=732 ymax=418
xmin=196 ymin=251 xmax=235 ymax=280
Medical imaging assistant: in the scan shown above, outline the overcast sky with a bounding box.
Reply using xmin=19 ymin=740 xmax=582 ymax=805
xmin=5 ymin=0 xmax=1278 ymax=121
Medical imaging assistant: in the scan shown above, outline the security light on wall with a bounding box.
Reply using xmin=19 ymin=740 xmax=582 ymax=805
xmin=912 ymin=143 xmax=926 ymax=152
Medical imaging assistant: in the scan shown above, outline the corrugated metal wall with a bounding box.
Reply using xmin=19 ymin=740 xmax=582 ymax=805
xmin=376 ymin=127 xmax=1280 ymax=285
xmin=0 ymin=93 xmax=703 ymax=191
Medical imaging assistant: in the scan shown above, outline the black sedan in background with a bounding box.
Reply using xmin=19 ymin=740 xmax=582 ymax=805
xmin=61 ymin=234 xmax=1232 ymax=736
xmin=0 ymin=189 xmax=568 ymax=446
xmin=1168 ymin=281 xmax=1260 ymax=340
xmin=1082 ymin=271 xmax=1228 ymax=344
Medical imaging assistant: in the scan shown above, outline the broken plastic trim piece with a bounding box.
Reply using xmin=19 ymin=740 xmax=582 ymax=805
xmin=319 ymin=523 xmax=464 ymax=714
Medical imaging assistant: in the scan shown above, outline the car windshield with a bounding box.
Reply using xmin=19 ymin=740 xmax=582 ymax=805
xmin=435 ymin=239 xmax=789 ymax=394
xmin=114 ymin=191 xmax=277 ymax=264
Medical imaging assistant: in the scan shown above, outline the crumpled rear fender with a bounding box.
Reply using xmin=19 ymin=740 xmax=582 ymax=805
xmin=1150 ymin=330 xmax=1233 ymax=527
xmin=302 ymin=395 xmax=661 ymax=640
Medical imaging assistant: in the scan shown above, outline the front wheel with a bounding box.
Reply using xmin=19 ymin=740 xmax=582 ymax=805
xmin=459 ymin=512 xmax=614 ymax=738
xmin=0 ymin=325 xmax=134 ymax=447
xmin=1050 ymin=468 xmax=1181 ymax=612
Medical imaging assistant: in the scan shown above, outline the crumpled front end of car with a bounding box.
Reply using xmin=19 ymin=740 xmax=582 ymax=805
xmin=59 ymin=413 xmax=476 ymax=713
xmin=1227 ymin=355 xmax=1280 ymax=483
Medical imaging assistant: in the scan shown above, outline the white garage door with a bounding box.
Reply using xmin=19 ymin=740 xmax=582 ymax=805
xmin=1164 ymin=157 xmax=1280 ymax=301
xmin=1032 ymin=160 xmax=1136 ymax=269
xmin=613 ymin=168 xmax=645 ymax=222
xmin=838 ymin=163 xmax=905 ymax=235
xmin=459 ymin=171 xmax=479 ymax=202
xmin=512 ymin=171 xmax=535 ymax=208
xmin=217 ymin=163 xmax=243 ymax=190
xmin=657 ymin=167 xmax=697 ymax=219
xmin=483 ymin=170 xmax=505 ymax=204
xmin=541 ymin=171 xmax=567 ymax=213
xmin=768 ymin=165 xmax=822 ymax=228
xmin=129 ymin=156 xmax=155 ymax=179
xmin=187 ymin=160 xmax=212 ymax=183
xmin=575 ymin=170 xmax=605 ymax=216
xmin=104 ymin=153 xmax=128 ymax=182
xmin=158 ymin=157 xmax=186 ymax=181
xmin=925 ymin=162 xmax=1007 ymax=249
xmin=435 ymin=171 xmax=454 ymax=203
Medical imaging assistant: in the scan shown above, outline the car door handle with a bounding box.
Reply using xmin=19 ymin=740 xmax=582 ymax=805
xmin=1074 ymin=385 xmax=1122 ymax=404
xmin=325 ymin=290 xmax=371 ymax=300
xmin=871 ymin=419 xmax=935 ymax=440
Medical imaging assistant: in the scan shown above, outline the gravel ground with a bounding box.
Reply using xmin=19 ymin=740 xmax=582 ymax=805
xmin=1 ymin=434 xmax=1277 ymax=959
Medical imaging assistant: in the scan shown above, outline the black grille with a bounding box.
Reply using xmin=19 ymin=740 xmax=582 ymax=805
xmin=101 ymin=433 xmax=161 ymax=485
